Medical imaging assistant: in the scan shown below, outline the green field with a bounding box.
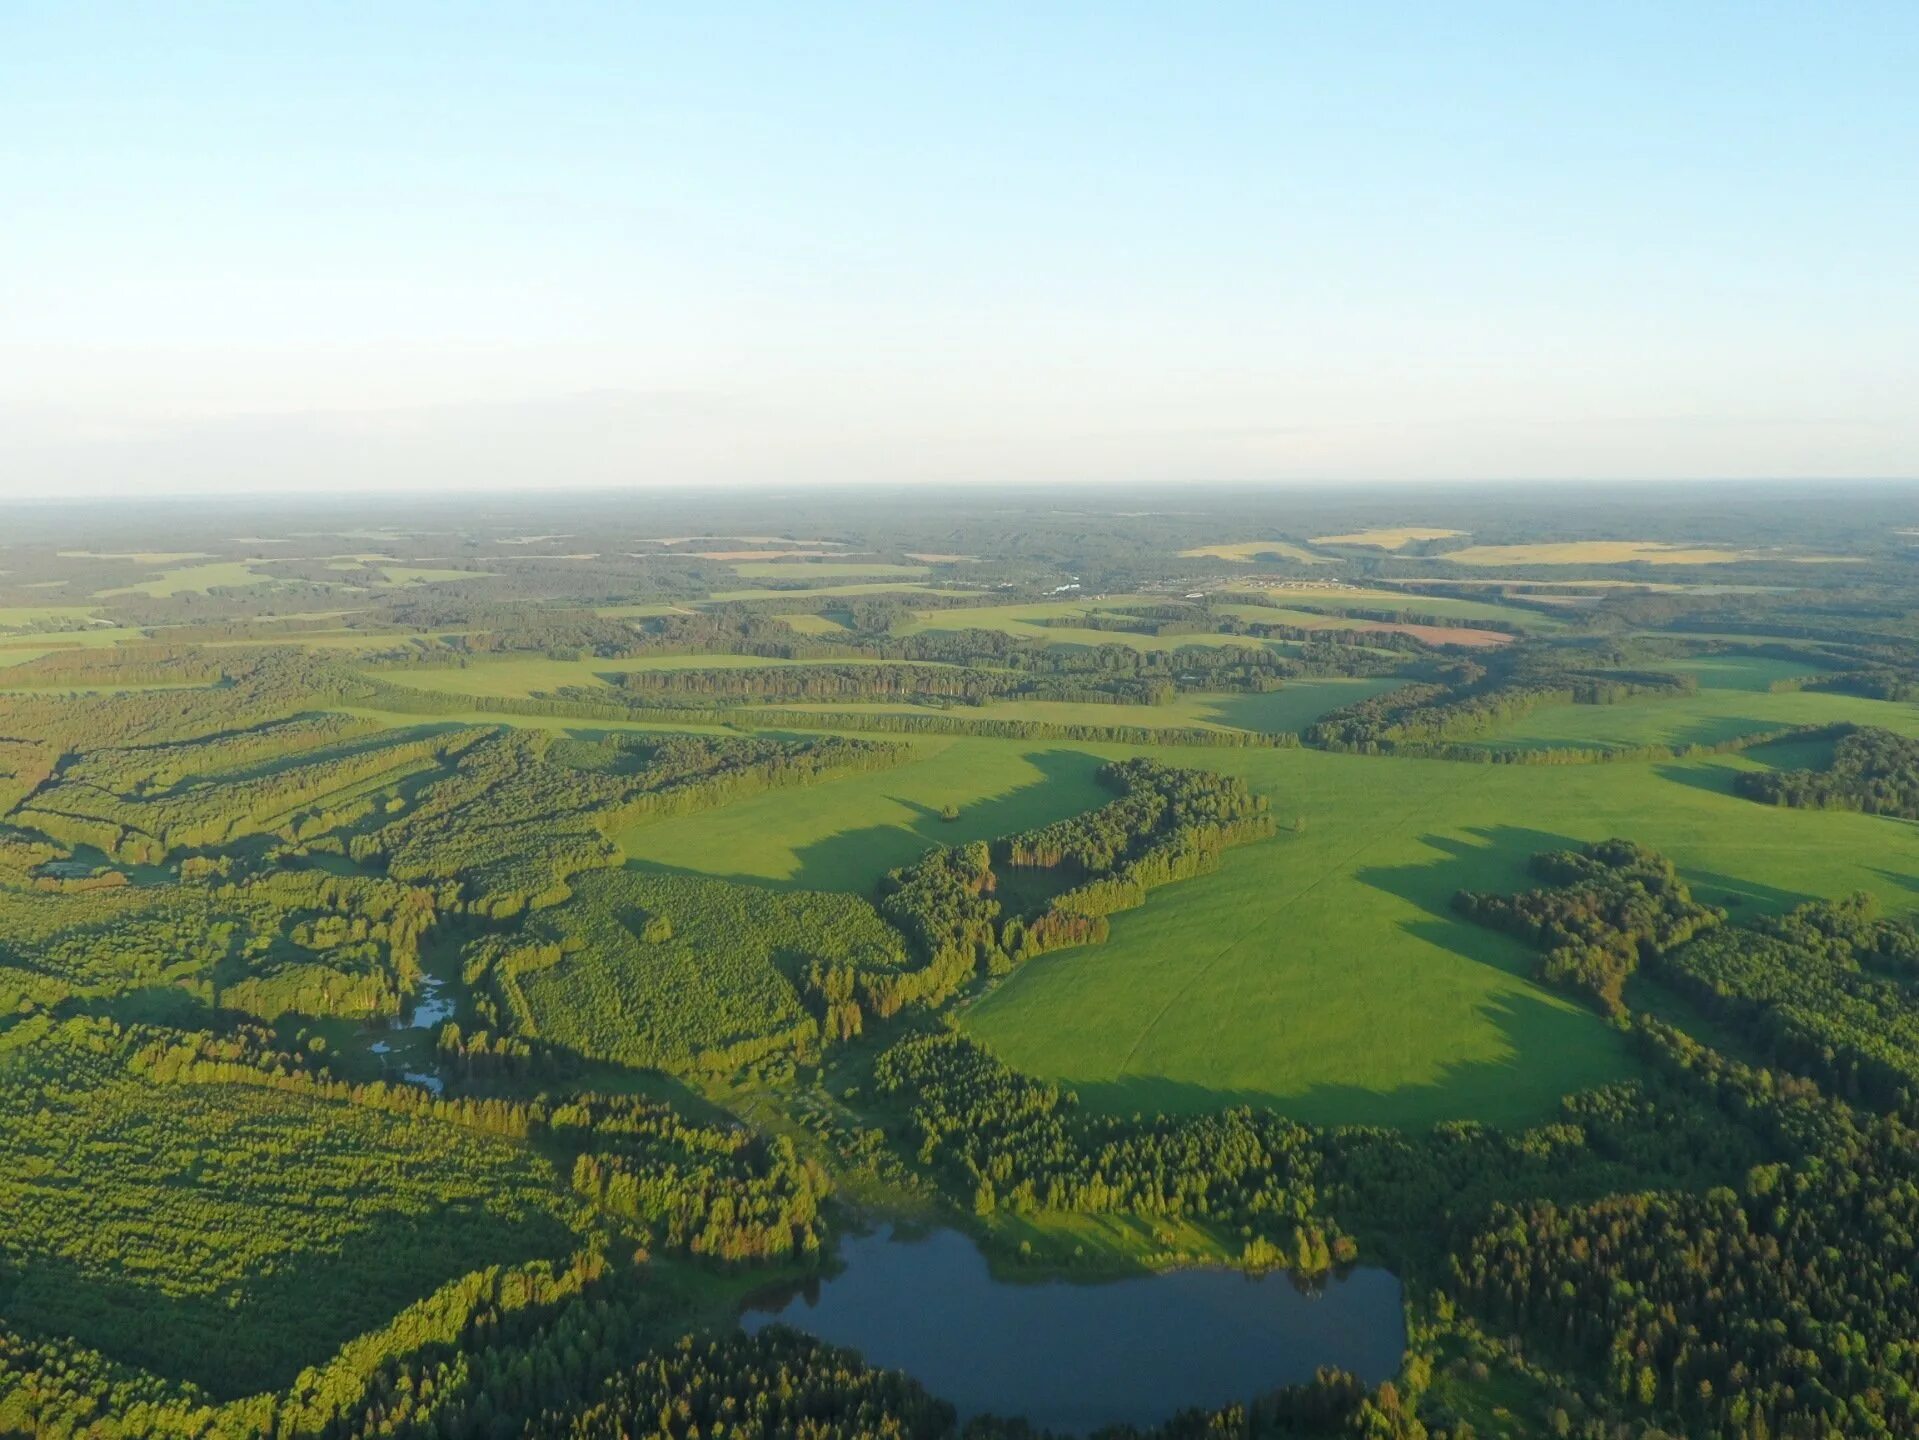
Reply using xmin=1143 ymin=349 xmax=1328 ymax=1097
xmin=96 ymin=560 xmax=278 ymax=597
xmin=366 ymin=653 xmax=962 ymax=700
xmin=770 ymin=678 xmax=1399 ymax=734
xmin=1215 ymin=588 xmax=1560 ymax=629
xmin=618 ymin=737 xmax=1113 ymax=892
xmin=960 ymin=738 xmax=1919 ymax=1127
xmin=894 ymin=599 xmax=1295 ymax=651
xmin=608 ymin=705 xmax=1919 ymax=1130
xmin=1177 ymin=541 xmax=1330 ymax=564
xmin=704 ymin=582 xmax=940 ymax=602
xmin=375 ymin=564 xmax=489 ymax=585
xmin=1459 ymin=655 xmax=1919 ymax=753
xmin=729 ymin=562 xmax=930 ymax=579
xmin=0 ymin=606 xmax=109 ymax=627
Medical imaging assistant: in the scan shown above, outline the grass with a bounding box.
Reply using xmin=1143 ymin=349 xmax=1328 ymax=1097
xmin=1311 ymin=528 xmax=1466 ymax=550
xmin=1440 ymin=541 xmax=1809 ymax=566
xmin=345 ymin=662 xmax=1919 ymax=1132
xmin=770 ymin=678 xmax=1401 ymax=735
xmin=0 ymin=626 xmax=147 ymax=649
xmin=1212 ymin=605 xmax=1514 ymax=647
xmin=56 ymin=550 xmax=211 ymax=564
xmin=730 ymin=562 xmax=930 ymax=578
xmin=896 ymin=599 xmax=1306 ymax=651
xmin=364 ymin=653 xmax=959 ymax=701
xmin=0 ymin=606 xmax=108 ymax=627
xmin=706 ymin=583 xmax=940 ymax=601
xmin=1213 ymin=588 xmax=1562 ymax=630
xmin=618 ymin=738 xmax=1113 ymax=892
xmin=375 ymin=565 xmax=490 ymax=585
xmin=1177 ymin=541 xmax=1330 ymax=564
xmin=960 ymin=735 xmax=1919 ymax=1128
xmin=97 ymin=561 xmax=277 ymax=597
xmin=1455 ymin=655 xmax=1919 ymax=754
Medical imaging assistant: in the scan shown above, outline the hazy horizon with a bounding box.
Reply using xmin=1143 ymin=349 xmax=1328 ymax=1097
xmin=5 ymin=2 xmax=1916 ymax=497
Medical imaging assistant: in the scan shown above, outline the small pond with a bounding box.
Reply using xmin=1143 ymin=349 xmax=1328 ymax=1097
xmin=742 ymin=1226 xmax=1404 ymax=1434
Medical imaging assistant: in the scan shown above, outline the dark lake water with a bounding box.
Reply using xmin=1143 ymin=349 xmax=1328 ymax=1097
xmin=741 ymin=1226 xmax=1405 ymax=1434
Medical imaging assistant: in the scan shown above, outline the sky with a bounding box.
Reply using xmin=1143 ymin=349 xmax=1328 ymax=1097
xmin=1 ymin=2 xmax=1915 ymax=497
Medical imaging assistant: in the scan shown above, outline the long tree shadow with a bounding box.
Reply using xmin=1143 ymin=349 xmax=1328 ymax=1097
xmin=1359 ymin=824 xmax=1812 ymax=919
xmin=1063 ymin=983 xmax=1630 ymax=1132
xmin=627 ymin=747 xmax=1109 ymax=896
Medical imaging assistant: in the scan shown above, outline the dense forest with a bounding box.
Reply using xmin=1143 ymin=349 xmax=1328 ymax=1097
xmin=1735 ymin=725 xmax=1919 ymax=818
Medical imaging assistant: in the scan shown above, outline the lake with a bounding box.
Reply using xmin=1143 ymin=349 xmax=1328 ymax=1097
xmin=741 ymin=1226 xmax=1405 ymax=1433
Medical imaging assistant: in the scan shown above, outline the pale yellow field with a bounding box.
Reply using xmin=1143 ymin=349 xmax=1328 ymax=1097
xmin=690 ymin=549 xmax=844 ymax=560
xmin=730 ymin=561 xmax=929 ymax=578
xmin=1310 ymin=527 xmax=1465 ymax=550
xmin=1442 ymin=541 xmax=1806 ymax=566
xmin=0 ymin=606 xmax=109 ymax=627
xmin=1177 ymin=541 xmax=1329 ymax=564
xmin=96 ymin=561 xmax=279 ymax=597
xmin=57 ymin=550 xmax=212 ymax=564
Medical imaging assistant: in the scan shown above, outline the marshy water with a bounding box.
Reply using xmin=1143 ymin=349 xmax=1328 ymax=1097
xmin=742 ymin=1225 xmax=1405 ymax=1433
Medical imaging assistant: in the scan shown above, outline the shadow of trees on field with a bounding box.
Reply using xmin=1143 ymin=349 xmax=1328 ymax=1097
xmin=1060 ymin=985 xmax=1623 ymax=1131
xmin=628 ymin=747 xmax=1107 ymax=896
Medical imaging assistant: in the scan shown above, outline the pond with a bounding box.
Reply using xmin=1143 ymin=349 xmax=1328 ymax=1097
xmin=742 ymin=1226 xmax=1405 ymax=1434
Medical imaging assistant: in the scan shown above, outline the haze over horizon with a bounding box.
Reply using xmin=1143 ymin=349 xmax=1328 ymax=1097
xmin=4 ymin=2 xmax=1916 ymax=498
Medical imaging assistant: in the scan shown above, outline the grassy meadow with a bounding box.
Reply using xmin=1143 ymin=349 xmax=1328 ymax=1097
xmin=603 ymin=679 xmax=1919 ymax=1130
xmin=1177 ymin=541 xmax=1330 ymax=564
xmin=1457 ymin=655 xmax=1919 ymax=753
xmin=730 ymin=561 xmax=930 ymax=579
xmin=1438 ymin=541 xmax=1792 ymax=566
xmin=96 ymin=560 xmax=279 ymax=597
xmin=765 ymin=678 xmax=1400 ymax=735
xmin=1310 ymin=528 xmax=1466 ymax=549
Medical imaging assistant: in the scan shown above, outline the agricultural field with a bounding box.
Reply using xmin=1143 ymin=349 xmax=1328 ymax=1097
xmin=1453 ymin=655 xmax=1919 ymax=754
xmin=1438 ymin=540 xmax=1834 ymax=566
xmin=729 ymin=561 xmax=930 ymax=578
xmin=0 ymin=605 xmax=109 ymax=627
xmin=1310 ymin=527 xmax=1466 ymax=549
xmin=760 ymin=678 xmax=1401 ymax=737
xmin=619 ymin=737 xmax=1113 ymax=890
xmin=1212 ymin=586 xmax=1562 ymax=629
xmin=960 ymin=737 xmax=1919 ymax=1125
xmin=1177 ymin=540 xmax=1330 ymax=563
xmin=95 ymin=559 xmax=280 ymax=596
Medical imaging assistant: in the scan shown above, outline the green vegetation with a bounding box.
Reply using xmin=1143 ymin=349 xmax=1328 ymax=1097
xmin=4 ymin=491 xmax=1919 ymax=1438
xmin=97 ymin=560 xmax=278 ymax=597
xmin=1736 ymin=723 xmax=1919 ymax=817
xmin=729 ymin=562 xmax=930 ymax=578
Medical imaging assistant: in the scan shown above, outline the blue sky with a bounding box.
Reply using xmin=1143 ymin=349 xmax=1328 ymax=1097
xmin=2 ymin=2 xmax=1915 ymax=494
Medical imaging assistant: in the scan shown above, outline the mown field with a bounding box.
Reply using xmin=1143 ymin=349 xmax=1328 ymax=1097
xmin=612 ymin=691 xmax=1919 ymax=1129
xmin=1437 ymin=541 xmax=1826 ymax=566
xmin=1212 ymin=588 xmax=1561 ymax=630
xmin=364 ymin=652 xmax=961 ymax=701
xmin=764 ymin=678 xmax=1400 ymax=734
xmin=1310 ymin=528 xmax=1466 ymax=550
xmin=729 ymin=561 xmax=930 ymax=578
xmin=1455 ymin=654 xmax=1919 ymax=753
xmin=618 ymin=737 xmax=1114 ymax=891
xmin=96 ymin=560 xmax=280 ymax=596
xmin=1176 ymin=541 xmax=1330 ymax=563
